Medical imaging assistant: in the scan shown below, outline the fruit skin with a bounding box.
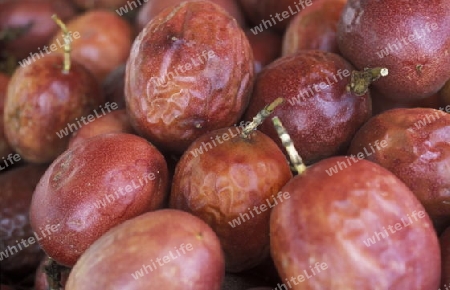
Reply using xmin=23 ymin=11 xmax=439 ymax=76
xmin=0 ymin=73 xmax=13 ymax=159
xmin=337 ymin=0 xmax=450 ymax=101
xmin=136 ymin=0 xmax=246 ymax=32
xmin=65 ymin=209 xmax=225 ymax=290
xmin=0 ymin=0 xmax=76 ymax=60
xmin=348 ymin=108 xmax=450 ymax=228
xmin=103 ymin=63 xmax=126 ymax=110
xmin=245 ymin=29 xmax=281 ymax=74
xmin=68 ymin=109 xmax=134 ymax=148
xmin=371 ymin=88 xmax=441 ymax=116
xmin=238 ymin=0 xmax=314 ymax=32
xmin=3 ymin=53 xmax=104 ymax=164
xmin=0 ymin=165 xmax=47 ymax=279
xmin=271 ymin=157 xmax=441 ymax=289
xmin=29 ymin=133 xmax=169 ymax=267
xmin=440 ymin=80 xmax=450 ymax=107
xmin=72 ymin=0 xmax=130 ymax=9
xmin=50 ymin=10 xmax=134 ymax=81
xmin=441 ymin=227 xmax=450 ymax=289
xmin=282 ymin=0 xmax=347 ymax=55
xmin=125 ymin=0 xmax=254 ymax=154
xmin=170 ymin=128 xmax=292 ymax=272
xmin=244 ymin=50 xmax=372 ymax=165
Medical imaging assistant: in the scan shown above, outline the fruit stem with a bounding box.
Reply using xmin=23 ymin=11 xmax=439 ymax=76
xmin=241 ymin=98 xmax=284 ymax=138
xmin=346 ymin=67 xmax=388 ymax=96
xmin=44 ymin=257 xmax=66 ymax=290
xmin=271 ymin=116 xmax=306 ymax=175
xmin=51 ymin=14 xmax=71 ymax=73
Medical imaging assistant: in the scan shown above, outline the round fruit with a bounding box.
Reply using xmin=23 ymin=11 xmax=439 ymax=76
xmin=126 ymin=0 xmax=254 ymax=154
xmin=30 ymin=133 xmax=169 ymax=266
xmin=348 ymin=108 xmax=450 ymax=227
xmin=244 ymin=50 xmax=372 ymax=165
xmin=0 ymin=0 xmax=76 ymax=60
xmin=337 ymin=0 xmax=450 ymax=101
xmin=0 ymin=73 xmax=13 ymax=158
xmin=0 ymin=164 xmax=47 ymax=278
xmin=136 ymin=0 xmax=246 ymax=32
xmin=271 ymin=157 xmax=440 ymax=289
xmin=50 ymin=10 xmax=133 ymax=81
xmin=65 ymin=209 xmax=225 ymax=289
xmin=282 ymin=0 xmax=346 ymax=55
xmin=170 ymin=124 xmax=292 ymax=272
xmin=68 ymin=109 xmax=134 ymax=148
xmin=3 ymin=53 xmax=104 ymax=163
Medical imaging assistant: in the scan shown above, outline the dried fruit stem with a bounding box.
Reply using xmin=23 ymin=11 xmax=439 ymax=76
xmin=241 ymin=98 xmax=284 ymax=138
xmin=51 ymin=14 xmax=71 ymax=73
xmin=45 ymin=258 xmax=70 ymax=290
xmin=347 ymin=67 xmax=388 ymax=96
xmin=271 ymin=116 xmax=306 ymax=175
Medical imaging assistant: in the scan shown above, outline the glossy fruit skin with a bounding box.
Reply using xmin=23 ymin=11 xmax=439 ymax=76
xmin=0 ymin=0 xmax=76 ymax=60
xmin=126 ymin=1 xmax=254 ymax=154
xmin=3 ymin=54 xmax=104 ymax=164
xmin=29 ymin=133 xmax=169 ymax=267
xmin=0 ymin=165 xmax=47 ymax=279
xmin=441 ymin=227 xmax=450 ymax=289
xmin=271 ymin=157 xmax=441 ymax=289
xmin=337 ymin=0 xmax=450 ymax=101
xmin=65 ymin=209 xmax=225 ymax=290
xmin=244 ymin=50 xmax=372 ymax=165
xmin=50 ymin=10 xmax=133 ymax=81
xmin=68 ymin=109 xmax=134 ymax=148
xmin=348 ymin=108 xmax=450 ymax=227
xmin=170 ymin=128 xmax=292 ymax=272
xmin=136 ymin=0 xmax=246 ymax=32
xmin=0 ymin=73 xmax=13 ymax=158
xmin=282 ymin=0 xmax=346 ymax=55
